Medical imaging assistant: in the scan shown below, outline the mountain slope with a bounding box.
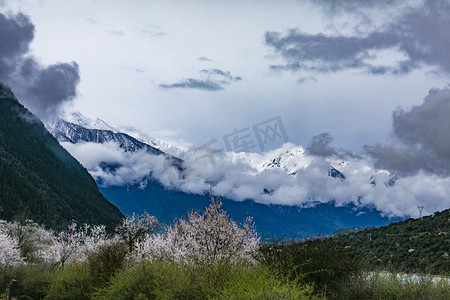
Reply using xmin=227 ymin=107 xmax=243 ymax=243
xmin=0 ymin=83 xmax=124 ymax=231
xmin=328 ymin=208 xmax=450 ymax=274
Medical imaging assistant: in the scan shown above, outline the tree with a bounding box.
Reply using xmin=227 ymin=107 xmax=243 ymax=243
xmin=116 ymin=212 xmax=158 ymax=251
xmin=0 ymin=232 xmax=23 ymax=267
xmin=135 ymin=196 xmax=259 ymax=265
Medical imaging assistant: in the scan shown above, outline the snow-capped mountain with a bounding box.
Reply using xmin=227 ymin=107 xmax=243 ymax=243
xmin=47 ymin=111 xmax=183 ymax=156
xmin=245 ymin=144 xmax=397 ymax=186
xmin=61 ymin=111 xmax=118 ymax=132
xmin=49 ymin=118 xmax=163 ymax=155
xmin=116 ymin=128 xmax=186 ymax=157
xmin=47 ymin=111 xmax=398 ymax=191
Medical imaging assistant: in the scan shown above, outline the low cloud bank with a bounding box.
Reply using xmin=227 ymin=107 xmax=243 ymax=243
xmin=62 ymin=140 xmax=450 ymax=220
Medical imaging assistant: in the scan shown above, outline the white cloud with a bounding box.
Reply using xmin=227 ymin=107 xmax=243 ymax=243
xmin=62 ymin=141 xmax=450 ymax=219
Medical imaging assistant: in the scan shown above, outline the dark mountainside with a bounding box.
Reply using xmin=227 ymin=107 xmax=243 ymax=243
xmin=0 ymin=83 xmax=124 ymax=231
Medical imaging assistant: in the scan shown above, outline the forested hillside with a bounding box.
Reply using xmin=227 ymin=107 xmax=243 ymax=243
xmin=0 ymin=83 xmax=123 ymax=231
xmin=328 ymin=208 xmax=450 ymax=274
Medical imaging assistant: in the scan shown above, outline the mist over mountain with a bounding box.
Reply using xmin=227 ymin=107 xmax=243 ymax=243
xmin=45 ymin=111 xmax=402 ymax=236
xmin=51 ymin=107 xmax=450 ymax=223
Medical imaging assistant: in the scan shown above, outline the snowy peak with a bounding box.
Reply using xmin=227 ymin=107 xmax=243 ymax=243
xmin=61 ymin=111 xmax=117 ymax=132
xmin=50 ymin=118 xmax=171 ymax=158
xmin=116 ymin=128 xmax=185 ymax=157
xmin=259 ymin=145 xmax=311 ymax=175
xmin=46 ymin=111 xmax=183 ymax=156
xmin=369 ymin=171 xmax=398 ymax=187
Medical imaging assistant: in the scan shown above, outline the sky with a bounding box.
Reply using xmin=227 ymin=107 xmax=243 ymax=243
xmin=1 ymin=0 xmax=448 ymax=151
xmin=1 ymin=0 xmax=450 ymax=218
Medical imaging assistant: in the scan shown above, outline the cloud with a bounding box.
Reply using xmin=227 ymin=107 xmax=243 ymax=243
xmin=0 ymin=12 xmax=80 ymax=121
xmin=307 ymin=133 xmax=336 ymax=157
xmin=17 ymin=58 xmax=80 ymax=118
xmin=367 ymin=86 xmax=450 ymax=176
xmin=0 ymin=12 xmax=34 ymax=78
xmin=126 ymin=66 xmax=145 ymax=73
xmin=85 ymin=18 xmax=98 ymax=25
xmin=159 ymin=68 xmax=242 ymax=91
xmin=312 ymin=0 xmax=406 ymax=14
xmin=160 ymin=79 xmax=224 ymax=91
xmin=141 ymin=29 xmax=166 ymax=37
xmin=198 ymin=57 xmax=212 ymax=62
xmin=110 ymin=30 xmax=125 ymax=37
xmin=265 ymin=1 xmax=450 ymax=76
xmin=61 ymin=136 xmax=450 ymax=219
xmin=60 ymin=141 xmax=169 ymax=187
xmin=297 ymin=76 xmax=317 ymax=84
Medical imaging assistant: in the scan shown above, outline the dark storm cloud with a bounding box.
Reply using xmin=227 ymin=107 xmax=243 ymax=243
xmin=307 ymin=132 xmax=336 ymax=157
xmin=18 ymin=58 xmax=80 ymax=117
xmin=0 ymin=12 xmax=80 ymax=121
xmin=159 ymin=68 xmax=242 ymax=91
xmin=0 ymin=12 xmax=34 ymax=77
xmin=266 ymin=1 xmax=450 ymax=76
xmin=367 ymin=86 xmax=450 ymax=176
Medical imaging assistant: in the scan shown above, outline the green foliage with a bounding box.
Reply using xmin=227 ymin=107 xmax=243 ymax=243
xmin=45 ymin=262 xmax=94 ymax=300
xmin=0 ymin=264 xmax=54 ymax=300
xmin=259 ymin=239 xmax=362 ymax=291
xmin=45 ymin=242 xmax=128 ymax=299
xmin=92 ymin=261 xmax=188 ymax=300
xmin=87 ymin=241 xmax=129 ymax=285
xmin=93 ymin=261 xmax=317 ymax=300
xmin=217 ymin=264 xmax=317 ymax=300
xmin=0 ymin=250 xmax=448 ymax=300
xmin=0 ymin=83 xmax=123 ymax=232
xmin=331 ymin=272 xmax=450 ymax=300
xmin=327 ymin=208 xmax=450 ymax=275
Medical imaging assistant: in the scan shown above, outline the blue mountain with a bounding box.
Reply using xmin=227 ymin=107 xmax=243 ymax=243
xmin=99 ymin=180 xmax=400 ymax=239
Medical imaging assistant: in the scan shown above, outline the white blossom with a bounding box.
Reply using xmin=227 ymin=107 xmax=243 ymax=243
xmin=116 ymin=212 xmax=158 ymax=249
xmin=0 ymin=232 xmax=24 ymax=267
xmin=135 ymin=197 xmax=259 ymax=264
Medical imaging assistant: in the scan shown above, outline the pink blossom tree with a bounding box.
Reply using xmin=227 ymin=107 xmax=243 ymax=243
xmin=135 ymin=196 xmax=259 ymax=265
xmin=0 ymin=232 xmax=23 ymax=267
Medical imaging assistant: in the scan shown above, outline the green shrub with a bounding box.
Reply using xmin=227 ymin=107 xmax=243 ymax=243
xmin=87 ymin=241 xmax=128 ymax=286
xmin=216 ymin=264 xmax=318 ymax=300
xmin=94 ymin=260 xmax=318 ymax=300
xmin=332 ymin=272 xmax=450 ymax=300
xmin=45 ymin=261 xmax=93 ymax=300
xmin=259 ymin=239 xmax=362 ymax=292
xmin=92 ymin=260 xmax=189 ymax=300
xmin=0 ymin=264 xmax=54 ymax=300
